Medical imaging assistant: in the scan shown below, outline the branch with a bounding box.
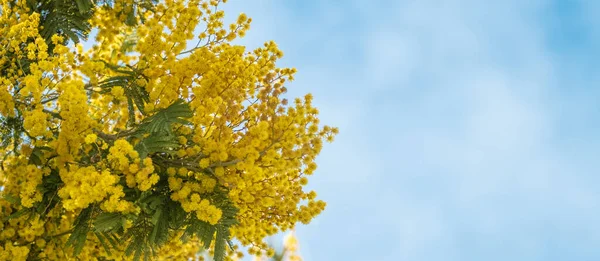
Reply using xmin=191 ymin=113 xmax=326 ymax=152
xmin=92 ymin=128 xmax=137 ymax=142
xmin=43 ymin=109 xmax=62 ymax=120
xmin=41 ymin=96 xmax=59 ymax=104
xmin=208 ymin=159 xmax=241 ymax=168
xmin=93 ymin=129 xmax=118 ymax=142
xmin=48 ymin=229 xmax=73 ymax=239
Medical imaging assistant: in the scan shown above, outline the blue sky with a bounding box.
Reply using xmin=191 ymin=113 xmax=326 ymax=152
xmin=219 ymin=0 xmax=600 ymax=260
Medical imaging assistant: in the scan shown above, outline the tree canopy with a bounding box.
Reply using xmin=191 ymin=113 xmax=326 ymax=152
xmin=0 ymin=0 xmax=336 ymax=260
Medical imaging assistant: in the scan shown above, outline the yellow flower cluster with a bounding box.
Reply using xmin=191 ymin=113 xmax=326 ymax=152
xmin=169 ymin=170 xmax=223 ymax=225
xmin=58 ymin=166 xmax=126 ymax=211
xmin=56 ymin=81 xmax=94 ymax=163
xmin=216 ymin=93 xmax=332 ymax=250
xmin=0 ymin=227 xmax=15 ymax=241
xmin=107 ymin=139 xmax=138 ymax=171
xmin=84 ymin=133 xmax=98 ymax=144
xmin=107 ymin=139 xmax=159 ymax=191
xmin=110 ymin=86 xmax=125 ymax=101
xmin=23 ymin=107 xmax=49 ymax=137
xmin=156 ymin=234 xmax=203 ymax=260
xmin=0 ymin=79 xmax=13 ymax=116
xmin=0 ymin=5 xmax=43 ymax=117
xmin=19 ymin=164 xmax=45 ymax=208
xmin=0 ymin=241 xmax=30 ymax=261
xmin=0 ymin=155 xmax=45 ymax=208
xmin=18 ymin=217 xmax=45 ymax=242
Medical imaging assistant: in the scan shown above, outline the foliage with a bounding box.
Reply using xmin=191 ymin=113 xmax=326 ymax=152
xmin=0 ymin=0 xmax=336 ymax=260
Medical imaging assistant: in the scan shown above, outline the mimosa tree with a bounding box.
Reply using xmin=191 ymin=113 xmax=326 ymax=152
xmin=0 ymin=0 xmax=336 ymax=260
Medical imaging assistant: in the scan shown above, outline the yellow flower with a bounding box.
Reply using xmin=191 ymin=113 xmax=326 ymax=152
xmin=199 ymin=158 xmax=210 ymax=168
xmin=84 ymin=133 xmax=97 ymax=144
xmin=23 ymin=108 xmax=48 ymax=137
xmin=111 ymin=86 xmax=125 ymax=99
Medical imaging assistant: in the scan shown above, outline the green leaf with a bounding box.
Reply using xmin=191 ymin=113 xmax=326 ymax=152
xmin=66 ymin=206 xmax=93 ymax=256
xmin=125 ymin=236 xmax=141 ymax=258
xmin=133 ymin=244 xmax=143 ymax=261
xmin=127 ymin=96 xmax=136 ymax=127
xmin=125 ymin=7 xmax=137 ymax=26
xmin=129 ymin=100 xmax=194 ymax=158
xmin=2 ymin=194 xmax=20 ymax=204
xmin=98 ymin=75 xmax=134 ymax=90
xmin=134 ymin=135 xmax=180 ymax=159
xmin=167 ymin=200 xmax=187 ymax=229
xmin=144 ymin=195 xmax=165 ymax=211
xmin=36 ymin=0 xmax=94 ymax=44
xmin=150 ymin=208 xmax=163 ymax=226
xmin=35 ymin=169 xmax=63 ymax=217
xmin=219 ymin=204 xmax=240 ymax=227
xmin=94 ymin=232 xmax=113 ymax=256
xmin=102 ymin=231 xmax=120 ymax=249
xmin=93 ymin=212 xmax=123 ymax=232
xmin=213 ymin=225 xmax=228 ymax=261
xmin=3 ymin=208 xmax=29 ymax=222
xmin=137 ymin=99 xmax=193 ymax=136
xmin=182 ymin=219 xmax=215 ymax=249
xmin=128 ymin=84 xmax=149 ymax=114
xmin=124 ymin=225 xmax=149 ymax=261
xmin=74 ymin=0 xmax=93 ymax=13
xmin=28 ymin=146 xmax=52 ymax=165
xmin=149 ymin=207 xmax=169 ymax=246
xmin=120 ymin=30 xmax=138 ymax=53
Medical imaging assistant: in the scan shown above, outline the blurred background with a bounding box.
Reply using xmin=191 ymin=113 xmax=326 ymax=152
xmin=221 ymin=0 xmax=600 ymax=260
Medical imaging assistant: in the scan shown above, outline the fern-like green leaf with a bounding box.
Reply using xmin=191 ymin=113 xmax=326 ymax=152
xmin=74 ymin=0 xmax=93 ymax=14
xmin=94 ymin=232 xmax=113 ymax=256
xmin=137 ymin=99 xmax=193 ymax=135
xmin=214 ymin=225 xmax=228 ymax=261
xmin=28 ymin=146 xmax=51 ymax=166
xmin=2 ymin=194 xmax=20 ymax=205
xmin=120 ymin=30 xmax=138 ymax=53
xmin=149 ymin=207 xmax=169 ymax=246
xmin=127 ymin=96 xmax=137 ymax=127
xmin=98 ymin=75 xmax=134 ymax=90
xmin=102 ymin=231 xmax=120 ymax=249
xmin=134 ymin=135 xmax=180 ymax=159
xmin=3 ymin=208 xmax=29 ymax=222
xmin=93 ymin=212 xmax=123 ymax=232
xmin=32 ymin=0 xmax=94 ymax=44
xmin=66 ymin=206 xmax=93 ymax=256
